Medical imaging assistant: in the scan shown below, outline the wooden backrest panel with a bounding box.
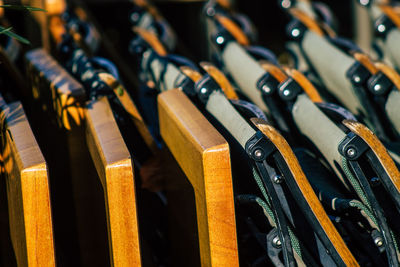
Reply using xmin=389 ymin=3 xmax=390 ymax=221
xmin=1 ymin=100 xmax=55 ymax=267
xmin=158 ymin=89 xmax=239 ymax=267
xmin=85 ymin=97 xmax=141 ymax=267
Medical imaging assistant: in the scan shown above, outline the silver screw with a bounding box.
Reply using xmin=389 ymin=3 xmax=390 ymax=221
xmin=283 ymin=89 xmax=290 ymax=97
xmin=200 ymin=88 xmax=208 ymax=94
xmin=377 ymin=24 xmax=386 ymax=33
xmin=216 ymin=36 xmax=225 ymax=45
xmin=206 ymin=8 xmax=215 ymax=16
xmin=347 ymin=148 xmax=356 ymax=158
xmin=374 ymin=84 xmax=382 ymax=92
xmin=359 ymin=0 xmax=370 ymax=6
xmin=272 ymin=236 xmax=282 ymax=248
xmin=262 ymin=85 xmax=271 ymax=94
xmin=281 ymin=0 xmax=291 ymax=9
xmin=353 ymin=75 xmax=361 ymax=83
xmin=254 ymin=149 xmax=263 ymax=159
xmin=273 ymin=175 xmax=283 ymax=184
xmin=291 ymin=28 xmax=300 ymax=37
xmin=374 ymin=236 xmax=384 ymax=247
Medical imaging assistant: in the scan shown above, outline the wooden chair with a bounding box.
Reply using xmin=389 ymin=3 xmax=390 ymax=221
xmin=85 ymin=96 xmax=141 ymax=267
xmin=26 ymin=49 xmax=142 ymax=266
xmin=158 ymin=89 xmax=239 ymax=267
xmin=0 ymin=97 xmax=55 ymax=267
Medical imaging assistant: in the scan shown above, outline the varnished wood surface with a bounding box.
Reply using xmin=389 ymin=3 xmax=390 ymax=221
xmin=133 ymin=27 xmax=167 ymax=56
xmin=375 ymin=62 xmax=400 ymax=90
xmin=343 ymin=120 xmax=400 ymax=195
xmin=85 ymin=96 xmax=142 ymax=267
xmin=259 ymin=61 xmax=288 ymax=83
xmin=251 ymin=118 xmax=359 ymax=267
xmin=286 ymin=69 xmax=323 ymax=103
xmin=380 ymin=4 xmax=400 ymax=29
xmin=353 ymin=53 xmax=378 ymax=75
xmin=180 ymin=66 xmax=203 ymax=82
xmin=26 ymin=48 xmax=86 ymax=130
xmin=98 ymin=72 xmax=158 ymax=153
xmin=200 ymin=62 xmax=239 ymax=100
xmin=1 ymin=100 xmax=55 ymax=267
xmin=158 ymin=89 xmax=239 ymax=267
xmin=214 ymin=14 xmax=250 ymax=46
xmin=289 ymin=8 xmax=325 ymax=36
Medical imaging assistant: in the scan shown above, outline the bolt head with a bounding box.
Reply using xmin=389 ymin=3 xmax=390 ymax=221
xmin=374 ymin=236 xmax=384 ymax=247
xmin=273 ymin=175 xmax=283 ymax=184
xmin=377 ymin=24 xmax=386 ymax=33
xmin=281 ymin=0 xmax=291 ymax=9
xmin=291 ymin=28 xmax=300 ymax=38
xmin=216 ymin=36 xmax=225 ymax=45
xmin=254 ymin=149 xmax=263 ymax=159
xmin=346 ymin=148 xmax=356 ymax=158
xmin=262 ymin=84 xmax=271 ymax=94
xmin=272 ymin=236 xmax=282 ymax=248
xmin=283 ymin=89 xmax=290 ymax=97
xmin=353 ymin=75 xmax=361 ymax=83
xmin=200 ymin=87 xmax=208 ymax=94
xmin=374 ymin=84 xmax=382 ymax=91
xmin=359 ymin=0 xmax=370 ymax=6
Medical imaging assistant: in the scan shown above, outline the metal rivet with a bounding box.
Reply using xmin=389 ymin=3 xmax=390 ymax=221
xmin=374 ymin=236 xmax=384 ymax=247
xmin=272 ymin=236 xmax=282 ymax=248
xmin=359 ymin=0 xmax=370 ymax=6
xmin=374 ymin=84 xmax=382 ymax=92
xmin=130 ymin=13 xmax=139 ymax=22
xmin=281 ymin=0 xmax=291 ymax=9
xmin=273 ymin=175 xmax=283 ymax=184
xmin=346 ymin=148 xmax=356 ymax=158
xmin=200 ymin=88 xmax=208 ymax=94
xmin=377 ymin=24 xmax=386 ymax=33
xmin=283 ymin=89 xmax=290 ymax=96
xmin=262 ymin=84 xmax=271 ymax=94
xmin=353 ymin=75 xmax=361 ymax=83
xmin=216 ymin=36 xmax=225 ymax=45
xmin=206 ymin=8 xmax=215 ymax=16
xmin=291 ymin=28 xmax=300 ymax=37
xmin=254 ymin=149 xmax=263 ymax=159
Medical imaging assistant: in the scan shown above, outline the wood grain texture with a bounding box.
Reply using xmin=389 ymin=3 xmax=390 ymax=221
xmin=287 ymin=69 xmax=323 ymax=103
xmin=289 ymin=8 xmax=325 ymax=36
xmin=215 ymin=14 xmax=249 ymax=46
xmin=353 ymin=53 xmax=378 ymax=75
xmin=343 ymin=120 xmax=400 ymax=195
xmin=375 ymin=62 xmax=400 ymax=91
xmin=200 ymin=62 xmax=239 ymax=100
xmin=158 ymin=89 xmax=239 ymax=267
xmin=180 ymin=66 xmax=203 ymax=82
xmin=85 ymin=97 xmax=142 ymax=267
xmin=251 ymin=118 xmax=359 ymax=267
xmin=98 ymin=72 xmax=158 ymax=153
xmin=259 ymin=61 xmax=288 ymax=83
xmin=133 ymin=27 xmax=167 ymax=56
xmin=380 ymin=4 xmax=400 ymax=29
xmin=26 ymin=48 xmax=86 ymax=130
xmin=1 ymin=100 xmax=55 ymax=267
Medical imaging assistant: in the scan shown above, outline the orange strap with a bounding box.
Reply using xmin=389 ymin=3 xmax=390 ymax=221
xmin=180 ymin=66 xmax=203 ymax=83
